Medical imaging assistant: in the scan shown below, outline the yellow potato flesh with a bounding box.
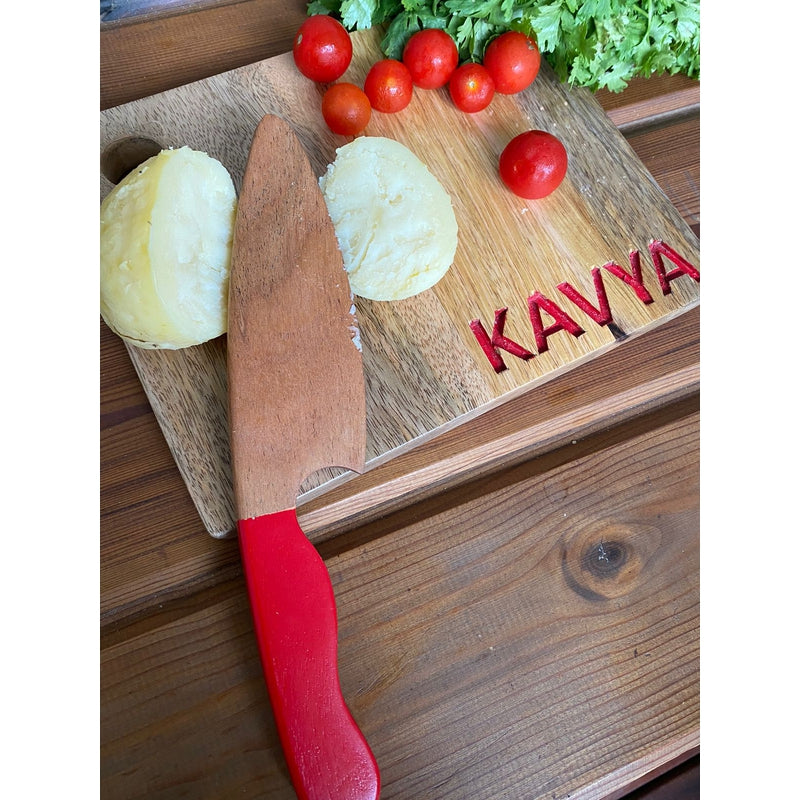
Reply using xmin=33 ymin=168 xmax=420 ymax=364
xmin=319 ymin=137 xmax=458 ymax=302
xmin=100 ymin=146 xmax=237 ymax=349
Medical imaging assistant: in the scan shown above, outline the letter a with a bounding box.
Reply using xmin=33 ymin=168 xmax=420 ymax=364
xmin=649 ymin=239 xmax=700 ymax=295
xmin=527 ymin=292 xmax=585 ymax=354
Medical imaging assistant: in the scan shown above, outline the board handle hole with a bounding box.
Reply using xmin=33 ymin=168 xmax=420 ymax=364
xmin=101 ymin=136 xmax=164 ymax=184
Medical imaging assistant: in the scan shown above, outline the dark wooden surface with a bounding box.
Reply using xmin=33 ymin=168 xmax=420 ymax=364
xmin=100 ymin=2 xmax=700 ymax=797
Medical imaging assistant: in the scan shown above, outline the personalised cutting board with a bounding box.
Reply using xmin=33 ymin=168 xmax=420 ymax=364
xmin=100 ymin=28 xmax=699 ymax=537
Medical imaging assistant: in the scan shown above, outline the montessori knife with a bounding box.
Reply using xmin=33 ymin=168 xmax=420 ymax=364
xmin=227 ymin=114 xmax=379 ymax=800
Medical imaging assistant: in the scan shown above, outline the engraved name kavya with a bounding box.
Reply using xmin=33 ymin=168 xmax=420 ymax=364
xmin=469 ymin=238 xmax=699 ymax=373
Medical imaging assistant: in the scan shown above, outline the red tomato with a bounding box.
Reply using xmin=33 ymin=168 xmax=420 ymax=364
xmin=483 ymin=31 xmax=541 ymax=95
xmin=321 ymin=82 xmax=371 ymax=136
xmin=363 ymin=59 xmax=414 ymax=113
xmin=402 ymin=29 xmax=459 ymax=89
xmin=499 ymin=130 xmax=568 ymax=199
xmin=448 ymin=63 xmax=495 ymax=113
xmin=293 ymin=15 xmax=353 ymax=83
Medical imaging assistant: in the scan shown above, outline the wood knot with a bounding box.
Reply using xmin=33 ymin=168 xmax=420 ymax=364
xmin=583 ymin=540 xmax=627 ymax=577
xmin=561 ymin=522 xmax=661 ymax=602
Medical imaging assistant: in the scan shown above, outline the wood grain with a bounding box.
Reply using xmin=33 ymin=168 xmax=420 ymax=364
xmin=599 ymin=73 xmax=699 ymax=133
xmin=100 ymin=0 xmax=311 ymax=110
xmin=102 ymin=401 xmax=699 ymax=799
xmin=626 ymin=118 xmax=700 ymax=233
xmin=227 ymin=114 xmax=366 ymax=518
xmin=100 ymin=27 xmax=699 ymax=537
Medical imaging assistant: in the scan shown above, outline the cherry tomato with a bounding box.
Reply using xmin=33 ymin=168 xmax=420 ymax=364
xmin=402 ymin=28 xmax=459 ymax=89
xmin=483 ymin=31 xmax=541 ymax=95
xmin=363 ymin=59 xmax=414 ymax=113
xmin=321 ymin=82 xmax=371 ymax=136
xmin=448 ymin=63 xmax=495 ymax=113
xmin=499 ymin=130 xmax=568 ymax=199
xmin=293 ymin=15 xmax=352 ymax=83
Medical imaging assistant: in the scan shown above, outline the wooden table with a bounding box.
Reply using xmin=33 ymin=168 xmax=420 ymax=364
xmin=100 ymin=2 xmax=700 ymax=798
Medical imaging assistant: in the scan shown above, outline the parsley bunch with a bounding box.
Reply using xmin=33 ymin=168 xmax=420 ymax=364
xmin=306 ymin=0 xmax=700 ymax=92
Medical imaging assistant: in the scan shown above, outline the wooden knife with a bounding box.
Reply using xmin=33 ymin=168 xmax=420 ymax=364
xmin=227 ymin=114 xmax=379 ymax=800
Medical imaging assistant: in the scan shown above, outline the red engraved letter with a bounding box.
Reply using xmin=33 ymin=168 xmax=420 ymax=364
xmin=649 ymin=239 xmax=700 ymax=295
xmin=601 ymin=250 xmax=654 ymax=304
xmin=469 ymin=308 xmax=534 ymax=373
xmin=557 ymin=267 xmax=613 ymax=326
xmin=527 ymin=291 xmax=585 ymax=354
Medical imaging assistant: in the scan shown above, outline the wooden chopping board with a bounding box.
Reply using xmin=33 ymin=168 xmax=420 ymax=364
xmin=100 ymin=27 xmax=700 ymax=538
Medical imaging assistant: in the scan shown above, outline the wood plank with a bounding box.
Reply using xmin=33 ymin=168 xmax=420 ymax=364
xmin=102 ymin=402 xmax=699 ymax=799
xmin=597 ymin=73 xmax=699 ymax=132
xmin=100 ymin=0 xmax=309 ymax=110
xmin=100 ymin=318 xmax=241 ymax=625
xmin=102 ymin=303 xmax=698 ymax=627
xmin=626 ymin=118 xmax=700 ymax=233
xmin=624 ymin=756 xmax=700 ymax=800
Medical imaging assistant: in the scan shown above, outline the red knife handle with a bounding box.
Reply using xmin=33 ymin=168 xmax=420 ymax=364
xmin=238 ymin=509 xmax=380 ymax=800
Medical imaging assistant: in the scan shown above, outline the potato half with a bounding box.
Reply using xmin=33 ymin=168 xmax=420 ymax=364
xmin=100 ymin=146 xmax=237 ymax=349
xmin=319 ymin=137 xmax=458 ymax=301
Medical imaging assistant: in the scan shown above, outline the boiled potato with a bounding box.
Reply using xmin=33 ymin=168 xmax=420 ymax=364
xmin=319 ymin=137 xmax=458 ymax=301
xmin=100 ymin=146 xmax=237 ymax=349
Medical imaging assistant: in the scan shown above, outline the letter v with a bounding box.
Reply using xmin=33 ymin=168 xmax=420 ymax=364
xmin=601 ymin=250 xmax=654 ymax=304
xmin=557 ymin=267 xmax=613 ymax=326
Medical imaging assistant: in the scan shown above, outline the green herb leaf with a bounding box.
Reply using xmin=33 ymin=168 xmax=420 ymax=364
xmin=309 ymin=0 xmax=700 ymax=91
